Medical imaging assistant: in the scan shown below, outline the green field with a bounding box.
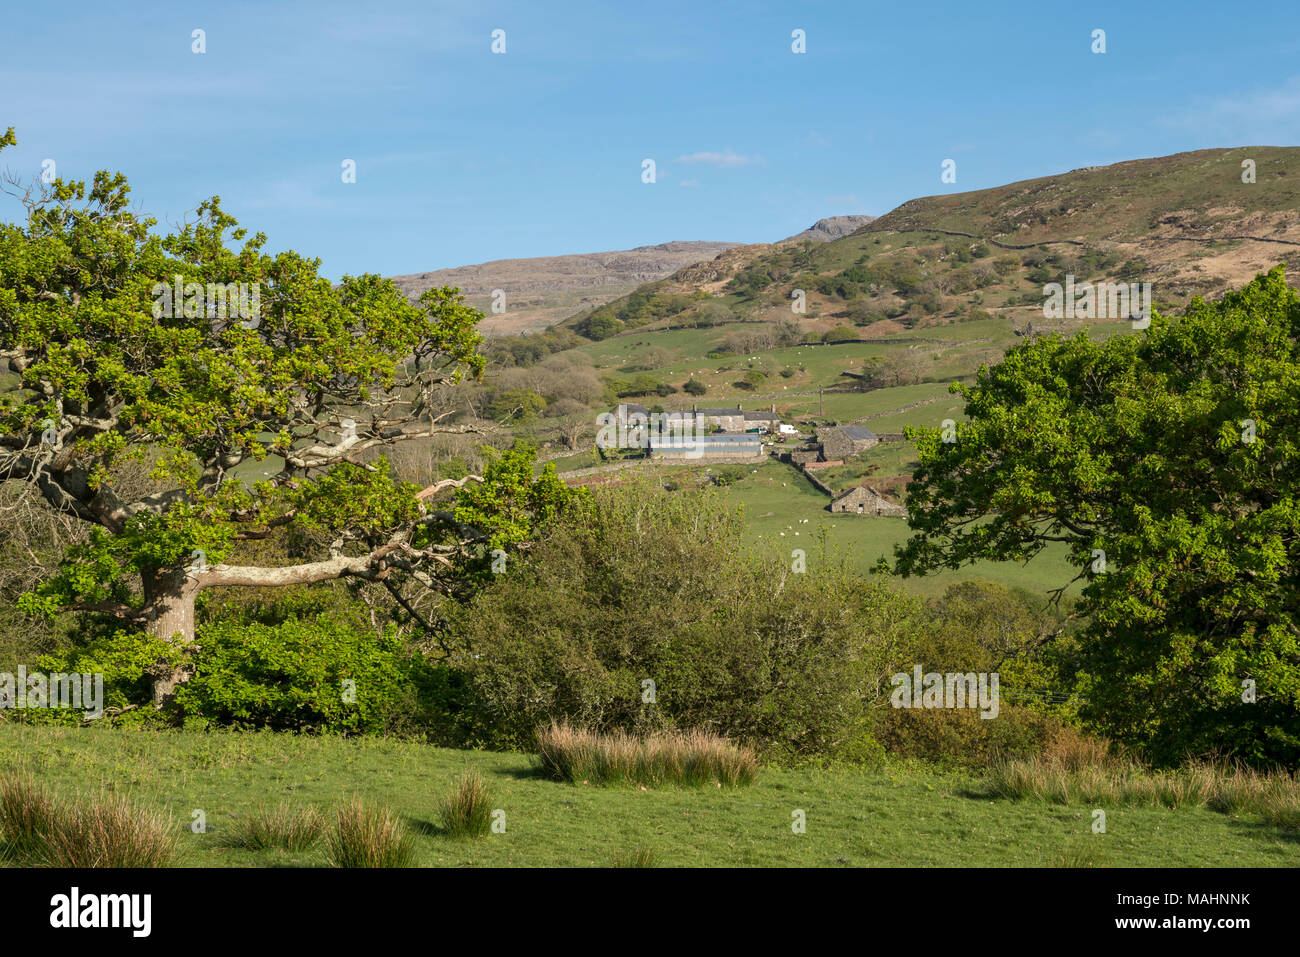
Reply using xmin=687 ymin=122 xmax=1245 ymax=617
xmin=1 ymin=725 xmax=1290 ymax=867
xmin=715 ymin=461 xmax=1076 ymax=597
xmin=555 ymin=456 xmax=1076 ymax=598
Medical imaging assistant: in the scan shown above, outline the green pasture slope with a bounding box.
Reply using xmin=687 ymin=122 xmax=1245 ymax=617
xmin=714 ymin=461 xmax=1076 ymax=598
xmin=1 ymin=726 xmax=1290 ymax=867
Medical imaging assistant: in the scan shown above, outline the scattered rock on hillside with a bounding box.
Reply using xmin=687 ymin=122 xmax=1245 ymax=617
xmin=781 ymin=215 xmax=878 ymax=243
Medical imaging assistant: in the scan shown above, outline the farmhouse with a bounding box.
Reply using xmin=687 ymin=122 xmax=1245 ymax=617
xmin=614 ymin=402 xmax=651 ymax=421
xmin=828 ymin=485 xmax=906 ymax=516
xmin=689 ymin=404 xmax=781 ymax=433
xmin=742 ymin=408 xmax=781 ymax=432
xmin=818 ymin=425 xmax=879 ymax=461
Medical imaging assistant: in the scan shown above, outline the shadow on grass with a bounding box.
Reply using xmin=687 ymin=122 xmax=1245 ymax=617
xmin=1224 ymin=817 xmax=1300 ymax=846
xmin=951 ymin=781 xmax=1001 ymax=801
xmin=405 ymin=816 xmax=448 ymax=838
xmin=483 ymin=761 xmax=556 ymax=783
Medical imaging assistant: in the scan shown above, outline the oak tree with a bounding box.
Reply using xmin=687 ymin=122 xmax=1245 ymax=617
xmin=0 ymin=129 xmax=511 ymax=704
xmin=896 ymin=267 xmax=1300 ymax=764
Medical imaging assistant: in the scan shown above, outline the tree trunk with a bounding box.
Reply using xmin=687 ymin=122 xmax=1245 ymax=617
xmin=142 ymin=567 xmax=199 ymax=707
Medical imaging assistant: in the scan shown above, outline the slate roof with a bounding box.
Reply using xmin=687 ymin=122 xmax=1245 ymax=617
xmin=838 ymin=426 xmax=878 ymax=441
xmin=650 ymin=432 xmax=761 ymax=447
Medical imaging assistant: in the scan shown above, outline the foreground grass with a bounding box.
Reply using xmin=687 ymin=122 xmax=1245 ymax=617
xmin=0 ymin=724 xmax=1293 ymax=867
xmin=989 ymin=757 xmax=1300 ymax=826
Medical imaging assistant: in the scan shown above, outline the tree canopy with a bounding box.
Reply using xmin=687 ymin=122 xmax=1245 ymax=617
xmin=0 ymin=128 xmax=575 ymax=704
xmin=896 ymin=266 xmax=1300 ymax=764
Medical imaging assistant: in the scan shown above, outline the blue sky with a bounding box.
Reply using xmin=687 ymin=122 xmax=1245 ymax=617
xmin=2 ymin=1 xmax=1298 ymax=281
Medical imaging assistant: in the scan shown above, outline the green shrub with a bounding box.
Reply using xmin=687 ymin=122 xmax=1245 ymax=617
xmin=451 ymin=482 xmax=919 ymax=760
xmin=878 ymin=705 xmax=1060 ymax=769
xmin=822 ymin=325 xmax=858 ymax=342
xmin=438 ymin=456 xmax=470 ymax=480
xmin=24 ymin=625 xmax=185 ymax=727
xmin=175 ymin=616 xmax=433 ymax=735
xmin=710 ymin=466 xmax=744 ymax=487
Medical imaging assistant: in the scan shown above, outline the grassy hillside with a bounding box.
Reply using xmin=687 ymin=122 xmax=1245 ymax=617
xmin=2 ymin=725 xmax=1291 ymax=867
xmin=873 ymin=147 xmax=1300 ymax=245
xmin=460 ymin=148 xmax=1300 ymax=605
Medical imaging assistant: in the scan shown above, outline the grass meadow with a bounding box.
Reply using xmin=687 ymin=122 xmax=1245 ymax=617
xmin=1 ymin=725 xmax=1292 ymax=868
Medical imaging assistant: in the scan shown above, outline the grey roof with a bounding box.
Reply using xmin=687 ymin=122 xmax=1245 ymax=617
xmin=838 ymin=426 xmax=878 ymax=441
xmin=616 ymin=403 xmax=651 ymax=415
xmin=695 ymin=407 xmax=744 ymax=417
xmin=650 ymin=433 xmax=761 ymax=447
xmin=831 ymin=485 xmax=878 ymax=502
xmin=742 ymin=410 xmax=779 ymax=421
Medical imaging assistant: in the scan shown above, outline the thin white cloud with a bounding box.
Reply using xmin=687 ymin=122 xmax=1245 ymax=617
xmin=1165 ymin=76 xmax=1300 ymax=141
xmin=244 ymin=179 xmax=334 ymax=211
xmin=675 ymin=150 xmax=761 ymax=168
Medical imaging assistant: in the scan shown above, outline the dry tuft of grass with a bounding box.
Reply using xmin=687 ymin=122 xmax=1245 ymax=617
xmin=988 ymin=750 xmax=1300 ymax=825
xmin=439 ymin=769 xmax=494 ymax=839
xmin=38 ymin=794 xmax=178 ymax=868
xmin=536 ymin=721 xmax=759 ymax=788
xmin=0 ymin=770 xmax=59 ymax=859
xmin=1039 ymin=726 xmax=1122 ymax=772
xmin=1049 ymin=843 xmax=1109 ymax=868
xmin=611 ymin=845 xmax=661 ymax=868
xmin=227 ymin=803 xmax=325 ymax=852
xmin=1 ymin=770 xmax=177 ymax=867
xmin=326 ymin=799 xmax=415 ymax=868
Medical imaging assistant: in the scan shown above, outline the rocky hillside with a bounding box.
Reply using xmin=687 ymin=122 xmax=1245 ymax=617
xmin=389 ymin=241 xmax=741 ymax=335
xmin=781 ymin=215 xmax=877 ymax=243
xmin=560 ymin=147 xmax=1300 ymax=343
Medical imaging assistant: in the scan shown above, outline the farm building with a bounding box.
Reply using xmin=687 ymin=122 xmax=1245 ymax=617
xmin=613 ymin=402 xmax=651 ymax=421
xmin=828 ymin=485 xmax=906 ymax=516
xmin=649 ymin=432 xmax=765 ymax=462
xmin=818 ymin=425 xmax=879 ymax=461
xmin=742 ymin=408 xmax=781 ymax=432
xmin=688 ymin=404 xmax=781 ymax=433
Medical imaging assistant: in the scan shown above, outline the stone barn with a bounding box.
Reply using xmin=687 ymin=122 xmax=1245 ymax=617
xmin=828 ymin=485 xmax=906 ymax=516
xmin=818 ymin=425 xmax=879 ymax=461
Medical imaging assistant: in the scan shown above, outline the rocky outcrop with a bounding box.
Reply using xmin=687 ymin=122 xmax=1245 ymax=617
xmin=781 ymin=215 xmax=877 ymax=243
